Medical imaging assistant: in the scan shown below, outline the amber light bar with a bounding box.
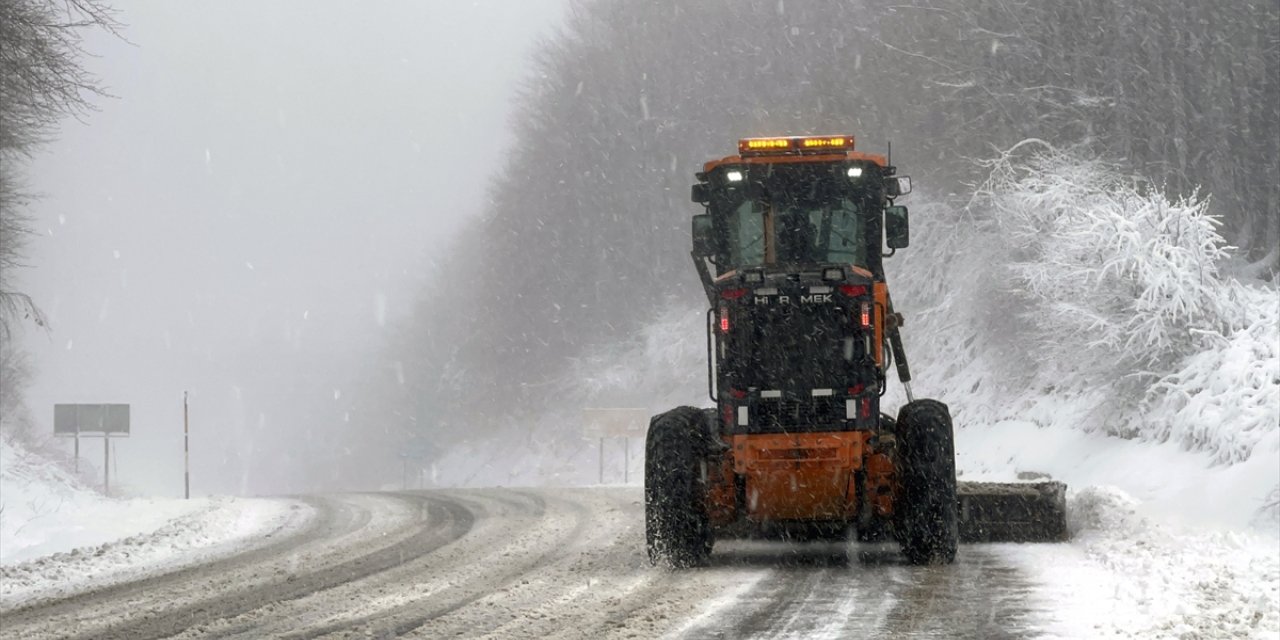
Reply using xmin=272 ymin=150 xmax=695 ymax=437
xmin=738 ymin=135 xmax=856 ymax=156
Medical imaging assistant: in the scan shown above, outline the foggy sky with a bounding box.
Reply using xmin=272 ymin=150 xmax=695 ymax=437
xmin=13 ymin=0 xmax=564 ymax=496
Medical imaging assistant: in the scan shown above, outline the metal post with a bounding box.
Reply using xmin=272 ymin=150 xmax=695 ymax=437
xmin=74 ymin=426 xmax=80 ymax=474
xmin=184 ymin=392 xmax=190 ymax=499
xmin=103 ymin=434 xmax=110 ymax=495
xmin=623 ymin=437 xmax=629 ymax=484
xmin=598 ymin=437 xmax=605 ymax=485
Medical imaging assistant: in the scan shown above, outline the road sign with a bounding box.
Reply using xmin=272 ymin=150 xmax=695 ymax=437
xmin=54 ymin=403 xmax=130 ymax=496
xmin=581 ymin=408 xmax=648 ymax=439
xmin=398 ymin=436 xmax=436 ymax=461
xmin=582 ymin=408 xmax=649 ymax=485
xmin=55 ymin=404 xmax=130 ymax=435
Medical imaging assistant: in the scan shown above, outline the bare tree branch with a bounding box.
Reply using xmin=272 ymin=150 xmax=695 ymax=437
xmin=0 ymin=0 xmax=119 ymax=337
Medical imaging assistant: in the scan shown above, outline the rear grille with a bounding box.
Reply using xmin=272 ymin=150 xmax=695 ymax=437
xmin=722 ymin=290 xmax=867 ymax=392
xmin=750 ymin=397 xmax=845 ymax=432
xmin=757 ymin=446 xmax=840 ymax=460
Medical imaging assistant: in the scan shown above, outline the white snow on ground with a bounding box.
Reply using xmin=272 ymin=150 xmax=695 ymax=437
xmin=1021 ymin=487 xmax=1278 ymax=639
xmin=954 ymin=419 xmax=1280 ymax=534
xmin=0 ymin=433 xmax=308 ymax=607
xmin=956 ymin=419 xmax=1279 ymax=639
xmin=660 ymin=570 xmax=770 ymax=639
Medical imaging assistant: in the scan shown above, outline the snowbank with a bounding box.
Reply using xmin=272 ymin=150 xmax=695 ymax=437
xmin=0 ymin=433 xmax=307 ymax=606
xmin=1002 ymin=487 xmax=1279 ymax=639
xmin=952 ymin=416 xmax=1279 ymax=637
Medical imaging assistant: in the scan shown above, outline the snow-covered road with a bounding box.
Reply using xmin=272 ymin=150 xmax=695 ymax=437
xmin=2 ymin=487 xmax=1275 ymax=639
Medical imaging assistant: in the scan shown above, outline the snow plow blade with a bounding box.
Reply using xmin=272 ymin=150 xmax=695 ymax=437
xmin=956 ymin=481 xmax=1069 ymax=543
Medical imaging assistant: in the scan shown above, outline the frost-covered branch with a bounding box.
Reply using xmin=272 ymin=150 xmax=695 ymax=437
xmin=974 ymin=142 xmax=1241 ymax=370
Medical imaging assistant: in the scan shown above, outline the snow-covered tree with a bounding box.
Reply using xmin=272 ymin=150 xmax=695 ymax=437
xmin=976 ymin=141 xmax=1243 ymax=371
xmin=377 ymin=0 xmax=1279 ymax=448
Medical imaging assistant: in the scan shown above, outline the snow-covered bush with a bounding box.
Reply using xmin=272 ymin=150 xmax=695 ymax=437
xmin=0 ymin=344 xmax=90 ymax=485
xmin=975 ymin=140 xmax=1244 ymax=373
xmin=567 ymin=302 xmax=706 ymax=412
xmin=1143 ymin=284 xmax=1280 ymax=464
xmin=887 ymin=142 xmax=1278 ymax=469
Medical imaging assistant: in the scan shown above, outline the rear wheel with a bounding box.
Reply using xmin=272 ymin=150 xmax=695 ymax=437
xmin=896 ymin=399 xmax=958 ymax=565
xmin=645 ymin=406 xmax=712 ymax=568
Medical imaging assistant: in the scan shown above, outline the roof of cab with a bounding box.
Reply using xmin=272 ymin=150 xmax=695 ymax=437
xmin=703 ymin=151 xmax=888 ymax=174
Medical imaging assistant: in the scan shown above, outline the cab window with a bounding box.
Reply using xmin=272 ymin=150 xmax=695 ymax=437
xmin=725 ymin=199 xmax=766 ymax=267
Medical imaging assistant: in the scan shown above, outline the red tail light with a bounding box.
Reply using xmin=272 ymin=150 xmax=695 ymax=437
xmin=720 ymin=288 xmax=749 ymax=300
xmin=730 ymin=388 xmax=747 ymax=399
xmin=861 ymin=396 xmax=872 ymax=417
xmin=718 ymin=307 xmax=730 ymax=332
xmin=839 ymin=285 xmax=867 ymax=297
xmin=860 ymin=302 xmax=872 ymax=328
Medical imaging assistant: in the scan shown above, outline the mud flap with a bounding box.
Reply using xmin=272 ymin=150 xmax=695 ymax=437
xmin=956 ymin=481 xmax=1069 ymax=542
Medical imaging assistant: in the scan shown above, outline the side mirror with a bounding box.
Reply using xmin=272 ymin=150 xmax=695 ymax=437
xmin=691 ymin=183 xmax=711 ymax=204
xmin=885 ymin=176 xmax=912 ymax=197
xmin=692 ymin=214 xmax=714 ymax=256
xmin=885 ymin=205 xmax=909 ymax=249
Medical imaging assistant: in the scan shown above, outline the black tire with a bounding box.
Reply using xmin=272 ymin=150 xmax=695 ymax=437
xmin=645 ymin=406 xmax=713 ymax=568
xmin=895 ymin=399 xmax=959 ymax=565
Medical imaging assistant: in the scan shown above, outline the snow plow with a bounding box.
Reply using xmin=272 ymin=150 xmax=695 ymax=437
xmin=645 ymin=135 xmax=1068 ymax=567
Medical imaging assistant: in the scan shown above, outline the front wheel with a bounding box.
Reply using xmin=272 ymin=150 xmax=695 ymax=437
xmin=895 ymin=399 xmax=958 ymax=565
xmin=645 ymin=406 xmax=712 ymax=568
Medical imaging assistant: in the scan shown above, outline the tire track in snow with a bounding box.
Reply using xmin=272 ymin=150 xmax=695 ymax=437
xmin=668 ymin=543 xmax=1043 ymax=639
xmin=468 ymin=513 xmax=763 ymax=638
xmin=2 ymin=488 xmax=1056 ymax=639
xmin=398 ymin=488 xmax=768 ymax=640
xmin=106 ymin=492 xmax=471 ymax=640
xmin=217 ymin=490 xmax=555 ymax=639
xmin=0 ymin=494 xmax=335 ymax=638
xmin=3 ymin=493 xmax=466 ymax=640
xmin=290 ymin=489 xmax=589 ymax=639
xmin=667 ymin=543 xmax=872 ymax=639
xmin=876 ymin=547 xmax=1042 ymax=639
